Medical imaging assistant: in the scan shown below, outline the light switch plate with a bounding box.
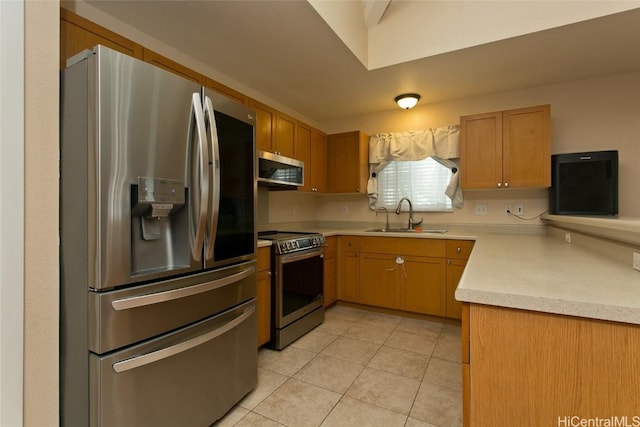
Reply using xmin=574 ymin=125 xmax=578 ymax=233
xmin=633 ymin=252 xmax=640 ymax=271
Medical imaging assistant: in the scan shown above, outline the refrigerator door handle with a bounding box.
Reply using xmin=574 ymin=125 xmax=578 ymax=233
xmin=188 ymin=92 xmax=210 ymax=261
xmin=203 ymin=95 xmax=220 ymax=261
xmin=111 ymin=305 xmax=255 ymax=373
xmin=110 ymin=266 xmax=255 ymax=311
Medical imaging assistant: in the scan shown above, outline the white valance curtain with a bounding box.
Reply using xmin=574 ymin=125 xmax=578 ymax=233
xmin=367 ymin=125 xmax=463 ymax=209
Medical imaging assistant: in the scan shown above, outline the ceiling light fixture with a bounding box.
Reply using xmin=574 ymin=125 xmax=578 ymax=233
xmin=394 ymin=93 xmax=421 ymax=110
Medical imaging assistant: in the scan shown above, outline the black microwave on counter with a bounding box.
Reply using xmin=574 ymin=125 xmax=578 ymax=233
xmin=549 ymin=150 xmax=618 ymax=216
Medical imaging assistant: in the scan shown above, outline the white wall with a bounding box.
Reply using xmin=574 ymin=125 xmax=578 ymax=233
xmin=267 ymin=71 xmax=640 ymax=225
xmin=1 ymin=2 xmax=24 ymax=425
xmin=23 ymin=1 xmax=60 ymax=425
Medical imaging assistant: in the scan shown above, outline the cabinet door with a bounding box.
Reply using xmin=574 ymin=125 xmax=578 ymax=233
xmin=142 ymin=48 xmax=206 ymax=85
xmin=359 ymin=253 xmax=400 ymax=309
xmin=256 ymin=269 xmax=271 ymax=347
xmin=460 ymin=111 xmax=503 ymax=190
xmin=296 ymin=123 xmax=313 ymax=192
xmin=502 ymin=105 xmax=551 ymax=188
xmin=205 ymin=78 xmax=248 ymax=106
xmin=327 ymin=131 xmax=369 ymax=193
xmin=323 ymin=237 xmax=337 ymax=307
xmin=446 ymin=259 xmax=467 ymax=319
xmin=400 ymin=256 xmax=446 ymax=316
xmin=249 ymin=99 xmax=275 ymax=153
xmin=311 ymin=130 xmax=328 ymax=193
xmin=338 ymin=251 xmax=360 ymax=303
xmin=275 ymin=112 xmax=296 ymax=158
xmin=60 ymin=9 xmax=143 ymax=69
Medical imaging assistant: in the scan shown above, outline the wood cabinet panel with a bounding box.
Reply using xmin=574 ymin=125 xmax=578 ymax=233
xmin=249 ymin=99 xmax=275 ymax=153
xmin=205 ymin=78 xmax=248 ymax=106
xmin=460 ymin=105 xmax=550 ymax=190
xmin=502 ymin=105 xmax=551 ymax=188
xmin=142 ymin=48 xmax=206 ymax=85
xmin=296 ymin=123 xmax=313 ymax=192
xmin=460 ymin=112 xmax=502 ymax=189
xmin=446 ymin=259 xmax=467 ymax=319
xmin=275 ymin=112 xmax=296 ymax=158
xmin=468 ymin=304 xmax=640 ymax=425
xmin=257 ymin=247 xmax=271 ymax=347
xmin=359 ymin=253 xmax=399 ymax=309
xmin=323 ymin=237 xmax=337 ymax=307
xmin=446 ymin=240 xmax=475 ymax=259
xmin=311 ymin=130 xmax=328 ymax=193
xmin=401 ymin=255 xmax=446 ymax=316
xmin=60 ymin=9 xmax=143 ymax=69
xmin=338 ymin=236 xmax=360 ymax=303
xmin=360 ymin=237 xmax=446 ymax=258
xmin=327 ymin=131 xmax=369 ymax=193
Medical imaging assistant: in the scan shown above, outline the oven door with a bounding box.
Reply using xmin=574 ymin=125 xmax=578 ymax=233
xmin=275 ymin=248 xmax=324 ymax=328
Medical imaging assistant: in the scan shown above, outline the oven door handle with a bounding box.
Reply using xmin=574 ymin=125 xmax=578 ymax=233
xmin=110 ymin=267 xmax=255 ymax=311
xmin=280 ymin=248 xmax=324 ymax=264
xmin=111 ymin=305 xmax=255 ymax=373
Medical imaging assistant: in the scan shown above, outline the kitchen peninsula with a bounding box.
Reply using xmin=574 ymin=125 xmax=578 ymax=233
xmin=277 ymin=219 xmax=640 ymax=426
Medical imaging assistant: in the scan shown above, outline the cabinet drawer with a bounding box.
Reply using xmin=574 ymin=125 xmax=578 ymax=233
xmin=339 ymin=236 xmax=360 ymax=252
xmin=360 ymin=237 xmax=446 ymax=258
xmin=446 ymin=240 xmax=475 ymax=259
xmin=257 ymin=247 xmax=271 ymax=272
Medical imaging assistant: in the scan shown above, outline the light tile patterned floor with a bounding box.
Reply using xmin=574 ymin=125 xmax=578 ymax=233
xmin=214 ymin=305 xmax=462 ymax=427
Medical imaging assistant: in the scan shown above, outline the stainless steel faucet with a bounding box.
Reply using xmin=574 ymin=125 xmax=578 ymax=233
xmin=395 ymin=197 xmax=423 ymax=230
xmin=376 ymin=207 xmax=390 ymax=231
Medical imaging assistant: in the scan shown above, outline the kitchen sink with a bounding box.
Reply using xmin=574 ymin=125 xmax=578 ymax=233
xmin=365 ymin=228 xmax=447 ymax=234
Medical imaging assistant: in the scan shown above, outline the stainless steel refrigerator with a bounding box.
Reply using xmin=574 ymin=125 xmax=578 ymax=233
xmin=60 ymin=45 xmax=257 ymax=427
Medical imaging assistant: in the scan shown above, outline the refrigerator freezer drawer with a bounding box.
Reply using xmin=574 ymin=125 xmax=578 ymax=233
xmin=89 ymin=261 xmax=256 ymax=353
xmin=89 ymin=299 xmax=257 ymax=427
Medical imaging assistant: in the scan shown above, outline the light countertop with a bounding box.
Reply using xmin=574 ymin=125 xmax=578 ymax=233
xmin=278 ymin=224 xmax=640 ymax=325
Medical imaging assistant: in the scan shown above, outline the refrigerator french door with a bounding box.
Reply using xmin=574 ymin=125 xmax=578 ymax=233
xmin=60 ymin=45 xmax=257 ymax=427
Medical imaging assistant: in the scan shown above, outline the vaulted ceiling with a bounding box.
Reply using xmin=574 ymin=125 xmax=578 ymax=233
xmin=83 ymin=1 xmax=640 ymax=123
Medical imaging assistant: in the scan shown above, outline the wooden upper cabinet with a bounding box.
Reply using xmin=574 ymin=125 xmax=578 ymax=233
xmin=460 ymin=105 xmax=550 ymax=190
xmin=248 ymin=99 xmax=276 ymax=153
xmin=296 ymin=123 xmax=327 ymax=193
xmin=296 ymin=123 xmax=313 ymax=192
xmin=327 ymin=131 xmax=369 ymax=193
xmin=275 ymin=112 xmax=296 ymax=158
xmin=142 ymin=49 xmax=206 ymax=85
xmin=205 ymin=78 xmax=248 ymax=106
xmin=60 ymin=9 xmax=143 ymax=69
xmin=311 ymin=130 xmax=327 ymax=193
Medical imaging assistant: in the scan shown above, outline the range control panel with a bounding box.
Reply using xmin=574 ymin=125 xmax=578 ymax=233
xmin=276 ymin=235 xmax=325 ymax=255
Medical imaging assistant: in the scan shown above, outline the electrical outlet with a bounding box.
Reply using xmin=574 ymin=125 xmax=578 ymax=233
xmin=515 ymin=204 xmax=524 ymax=215
xmin=565 ymin=232 xmax=571 ymax=243
xmin=342 ymin=204 xmax=349 ymax=214
xmin=633 ymin=252 xmax=640 ymax=271
xmin=504 ymin=204 xmax=512 ymax=214
xmin=475 ymin=204 xmax=487 ymax=215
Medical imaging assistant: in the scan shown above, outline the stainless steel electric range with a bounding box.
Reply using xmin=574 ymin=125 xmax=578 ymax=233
xmin=258 ymin=231 xmax=325 ymax=350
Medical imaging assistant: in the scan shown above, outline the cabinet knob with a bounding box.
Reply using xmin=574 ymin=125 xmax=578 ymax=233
xmin=267 ymin=272 xmax=272 ymax=276
xmin=504 ymin=182 xmax=509 ymax=188
xmin=497 ymin=182 xmax=502 ymax=188
xmin=456 ymin=247 xmax=462 ymax=253
xmin=447 ymin=259 xmax=452 ymax=265
xmin=356 ymin=188 xmax=360 ymax=192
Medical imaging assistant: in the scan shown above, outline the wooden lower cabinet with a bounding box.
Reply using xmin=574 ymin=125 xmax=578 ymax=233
xmin=256 ymin=247 xmax=271 ymax=347
xmin=359 ymin=253 xmax=399 ymax=309
xmin=446 ymin=259 xmax=467 ymax=319
xmin=323 ymin=237 xmax=337 ymax=307
xmin=338 ymin=237 xmax=360 ymax=302
xmin=400 ymin=256 xmax=446 ymax=316
xmin=464 ymin=304 xmax=640 ymax=426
